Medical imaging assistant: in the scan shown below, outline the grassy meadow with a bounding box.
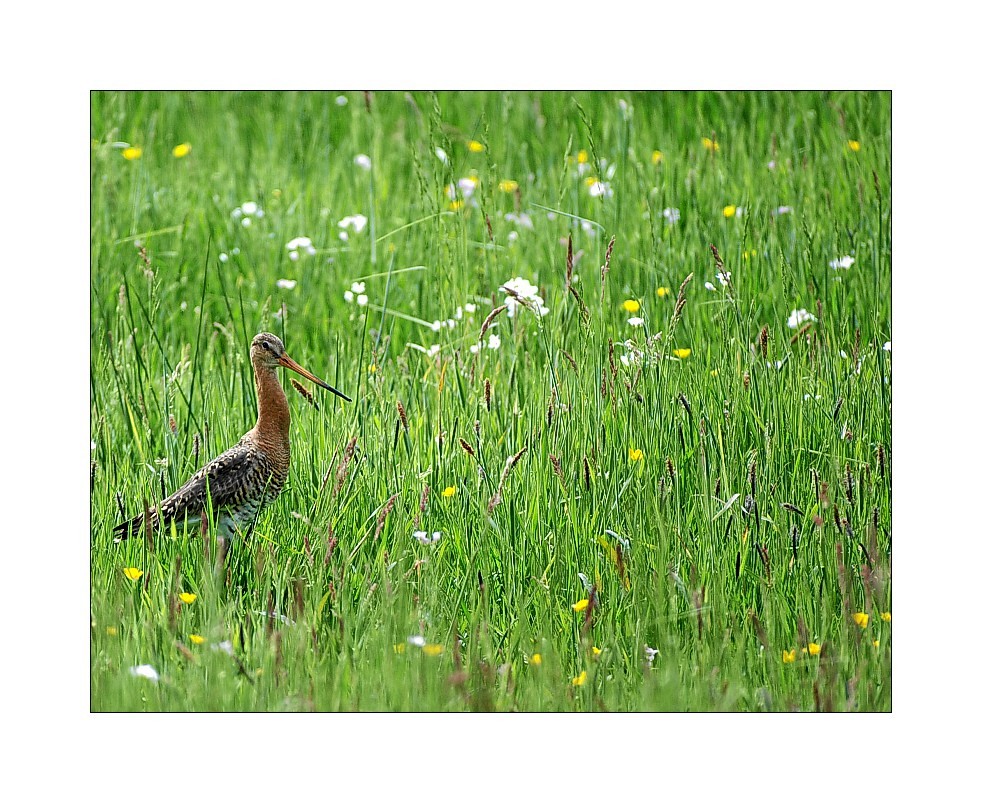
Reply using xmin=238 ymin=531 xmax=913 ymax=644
xmin=90 ymin=90 xmax=891 ymax=712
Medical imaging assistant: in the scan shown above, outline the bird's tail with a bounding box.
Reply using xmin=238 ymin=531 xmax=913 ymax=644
xmin=113 ymin=514 xmax=151 ymax=543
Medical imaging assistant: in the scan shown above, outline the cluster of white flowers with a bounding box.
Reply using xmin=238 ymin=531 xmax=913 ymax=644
xmin=627 ymin=316 xmax=645 ymax=328
xmin=773 ymin=205 xmax=793 ymax=216
xmin=354 ymin=154 xmax=371 ymax=171
xmin=338 ymin=214 xmax=368 ymax=241
xmin=588 ymin=180 xmax=612 ymax=198
xmin=129 ymin=664 xmax=160 ymax=682
xmin=662 ymin=207 xmax=680 ymax=224
xmin=786 ymin=309 xmax=817 ymax=328
xmin=644 ymin=646 xmax=659 ymax=668
xmin=343 ymin=280 xmax=368 ymax=306
xmin=470 ymin=334 xmax=502 ymax=354
xmin=218 ymin=247 xmax=241 ymax=263
xmin=276 ymin=279 xmax=297 ymax=290
xmin=500 ymin=276 xmax=549 ymax=317
xmin=286 ymin=235 xmax=316 ymax=261
xmin=231 ymin=200 xmax=264 ymax=228
xmin=412 ymin=530 xmax=442 ymax=545
xmin=829 ymin=255 xmax=855 ymax=270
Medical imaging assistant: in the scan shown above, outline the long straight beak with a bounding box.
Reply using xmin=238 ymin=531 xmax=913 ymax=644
xmin=279 ymin=353 xmax=352 ymax=402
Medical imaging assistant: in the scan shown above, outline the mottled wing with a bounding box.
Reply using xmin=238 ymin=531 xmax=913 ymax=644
xmin=113 ymin=440 xmax=277 ymax=540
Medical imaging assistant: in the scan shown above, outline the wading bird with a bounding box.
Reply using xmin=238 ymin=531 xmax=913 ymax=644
xmin=114 ymin=332 xmax=350 ymax=542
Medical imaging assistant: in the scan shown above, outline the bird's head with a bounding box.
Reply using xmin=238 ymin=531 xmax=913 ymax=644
xmin=250 ymin=332 xmax=351 ymax=402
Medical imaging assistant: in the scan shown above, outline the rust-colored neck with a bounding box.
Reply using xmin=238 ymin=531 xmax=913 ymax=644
xmin=253 ymin=362 xmax=291 ymax=451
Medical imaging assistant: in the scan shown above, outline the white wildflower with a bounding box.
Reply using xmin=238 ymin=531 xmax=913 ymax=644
xmin=487 ymin=334 xmax=501 ymax=350
xmin=338 ymin=214 xmax=368 ymax=233
xmin=588 ymin=181 xmax=611 ymax=198
xmin=351 ymin=281 xmax=366 ymax=294
xmin=786 ymin=309 xmax=817 ymax=329
xmin=354 ymin=154 xmax=372 ymax=171
xmin=288 ymin=251 xmax=299 ymax=262
xmin=883 ymin=341 xmax=891 ymax=352
xmin=129 ymin=664 xmax=160 ymax=683
xmin=829 ymin=255 xmax=855 ymax=270
xmin=286 ymin=236 xmax=312 ymax=251
xmin=218 ymin=252 xmax=228 ymax=263
xmin=627 ymin=316 xmax=644 ymax=328
xmin=408 ymin=635 xmax=427 ymax=647
xmin=705 ymin=282 xmax=717 ymax=292
xmin=344 ymin=290 xmax=354 ymax=303
xmin=241 ymin=217 xmax=252 ymax=228
xmin=276 ymin=279 xmax=297 ymax=290
xmin=356 ymin=294 xmax=368 ymax=307
xmin=500 ymin=276 xmax=549 ymax=317
xmin=335 ymin=95 xmax=348 ymax=106
xmin=662 ymin=207 xmax=680 ymax=224
xmin=412 ymin=531 xmax=441 ymax=546
xmin=464 ymin=302 xmax=477 ymax=314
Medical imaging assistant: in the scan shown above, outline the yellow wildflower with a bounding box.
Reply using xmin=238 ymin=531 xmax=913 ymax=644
xmin=723 ymin=204 xmax=737 ymax=218
xmin=498 ymin=179 xmax=519 ymax=193
xmin=847 ymin=140 xmax=861 ymax=152
xmin=629 ymin=447 xmax=644 ymax=463
xmin=701 ymin=137 xmax=719 ymax=152
xmin=572 ymin=670 xmax=588 ymax=686
xmin=782 ymin=649 xmax=796 ymax=664
xmin=422 ymin=644 xmax=444 ymax=656
xmin=467 ymin=140 xmax=485 ymax=152
xmin=743 ymin=249 xmax=757 ymax=260
xmin=122 ymin=567 xmax=143 ymax=581
xmin=656 ymin=287 xmax=670 ymax=298
xmin=592 ymin=646 xmax=602 ymax=657
xmin=393 ymin=643 xmax=406 ymax=654
xmin=808 ymin=643 xmax=821 ymax=657
xmin=189 ymin=634 xmax=205 ymax=645
xmin=577 ymin=149 xmax=589 ymax=164
xmin=584 ymin=176 xmax=598 ymax=187
xmin=172 ymin=142 xmax=191 ymax=158
xmin=442 ymin=486 xmax=457 ymax=498
xmin=572 ymin=598 xmax=590 ymax=613
xmin=880 ymin=612 xmax=891 ymax=622
xmin=449 ymin=199 xmax=465 ymax=212
xmin=178 ymin=592 xmax=197 ymax=604
xmin=673 ymin=348 xmax=692 ymax=359
xmin=622 ymin=299 xmax=641 ymax=313
xmin=106 ymin=626 xmax=118 ymax=637
xmin=122 ymin=146 xmax=142 ymax=160
xmin=529 ymin=653 xmax=542 ymax=666
xmin=651 ymin=150 xmax=663 ymax=164
xmin=853 ymin=612 xmax=870 ymax=629
xmin=710 ymin=369 xmax=719 ymax=377
xmin=873 ymin=639 xmax=880 ymax=648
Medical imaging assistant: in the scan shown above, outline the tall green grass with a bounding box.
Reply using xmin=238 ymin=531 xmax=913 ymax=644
xmin=90 ymin=91 xmax=891 ymax=711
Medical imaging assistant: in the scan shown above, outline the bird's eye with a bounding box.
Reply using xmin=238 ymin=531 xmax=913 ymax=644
xmin=261 ymin=341 xmax=271 ymax=351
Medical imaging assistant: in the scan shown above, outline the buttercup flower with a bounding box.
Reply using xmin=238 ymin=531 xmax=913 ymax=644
xmin=622 ymin=299 xmax=641 ymax=313
xmin=467 ymin=140 xmax=485 ymax=152
xmin=122 ymin=146 xmax=142 ymax=160
xmin=853 ymin=612 xmax=870 ymax=629
xmin=442 ymin=486 xmax=457 ymax=498
xmin=423 ymin=644 xmax=444 ymax=656
xmin=123 ymin=567 xmax=143 ymax=581
xmin=657 ymin=287 xmax=671 ymax=298
xmin=673 ymin=348 xmax=692 ymax=359
xmin=498 ymin=179 xmax=519 ymax=193
xmin=880 ymin=612 xmax=891 ymax=622
xmin=572 ymin=670 xmax=588 ymax=686
xmin=172 ymin=142 xmax=191 ymax=158
xmin=782 ymin=649 xmax=797 ymax=663
xmin=530 ymin=653 xmax=542 ymax=666
xmin=572 ymin=599 xmax=590 ymax=613
xmin=847 ymin=140 xmax=861 ymax=152
xmin=701 ymin=137 xmax=719 ymax=152
xmin=629 ymin=448 xmax=643 ymax=462
xmin=189 ymin=634 xmax=205 ymax=645
xmin=178 ymin=593 xmax=197 ymax=604
xmin=651 ymin=150 xmax=663 ymax=164
xmin=808 ymin=643 xmax=821 ymax=656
